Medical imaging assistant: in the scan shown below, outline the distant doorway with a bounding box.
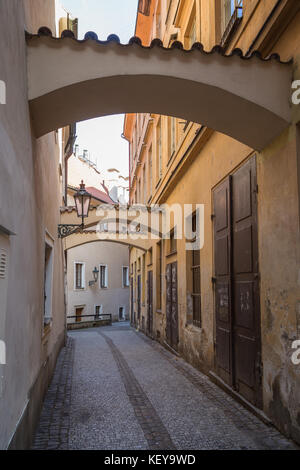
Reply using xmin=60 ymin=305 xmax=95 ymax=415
xmin=75 ymin=307 xmax=83 ymax=322
xmin=119 ymin=307 xmax=125 ymax=321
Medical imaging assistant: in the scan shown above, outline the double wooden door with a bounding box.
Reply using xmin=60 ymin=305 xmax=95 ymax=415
xmin=166 ymin=262 xmax=179 ymax=351
xmin=147 ymin=271 xmax=153 ymax=336
xmin=213 ymin=156 xmax=262 ymax=408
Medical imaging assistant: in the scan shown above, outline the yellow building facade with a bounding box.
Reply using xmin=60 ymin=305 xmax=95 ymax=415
xmin=124 ymin=0 xmax=300 ymax=444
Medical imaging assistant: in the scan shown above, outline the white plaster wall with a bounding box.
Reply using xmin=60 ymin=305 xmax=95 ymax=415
xmin=0 ymin=0 xmax=66 ymax=448
xmin=67 ymin=242 xmax=130 ymax=323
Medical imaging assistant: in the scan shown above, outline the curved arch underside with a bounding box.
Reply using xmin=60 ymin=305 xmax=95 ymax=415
xmin=64 ymin=231 xmax=151 ymax=252
xmin=27 ymin=34 xmax=293 ymax=150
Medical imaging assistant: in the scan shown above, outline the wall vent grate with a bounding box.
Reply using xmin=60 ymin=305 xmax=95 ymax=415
xmin=0 ymin=250 xmax=7 ymax=279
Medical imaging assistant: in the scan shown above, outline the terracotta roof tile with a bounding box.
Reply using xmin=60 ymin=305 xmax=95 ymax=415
xmin=25 ymin=28 xmax=292 ymax=65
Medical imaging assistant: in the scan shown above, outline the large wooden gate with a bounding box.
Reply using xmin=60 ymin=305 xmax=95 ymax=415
xmin=213 ymin=156 xmax=262 ymax=408
xmin=147 ymin=271 xmax=153 ymax=336
xmin=166 ymin=262 xmax=179 ymax=351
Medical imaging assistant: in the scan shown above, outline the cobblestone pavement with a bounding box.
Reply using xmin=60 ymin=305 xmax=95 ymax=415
xmin=32 ymin=323 xmax=299 ymax=450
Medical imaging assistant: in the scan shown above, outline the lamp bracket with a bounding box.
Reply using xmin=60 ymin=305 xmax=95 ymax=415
xmin=58 ymin=224 xmax=83 ymax=238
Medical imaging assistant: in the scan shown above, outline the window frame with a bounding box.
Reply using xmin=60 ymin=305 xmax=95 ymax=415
xmin=99 ymin=264 xmax=108 ymax=289
xmin=122 ymin=266 xmax=130 ymax=288
xmin=74 ymin=261 xmax=85 ymax=290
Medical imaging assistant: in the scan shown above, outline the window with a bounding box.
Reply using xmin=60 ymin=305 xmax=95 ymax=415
xmin=143 ymin=164 xmax=147 ymax=204
xmin=221 ymin=0 xmax=243 ymax=37
xmin=95 ymin=305 xmax=103 ymax=319
xmin=191 ymin=213 xmax=201 ymax=327
xmin=156 ymin=1 xmax=161 ymax=38
xmin=99 ymin=264 xmax=108 ymax=288
xmin=185 ymin=15 xmax=197 ymax=49
xmin=122 ymin=266 xmax=129 ymax=287
xmin=156 ymin=119 xmax=162 ymax=182
xmin=148 ymin=248 xmax=153 ymax=265
xmin=148 ymin=145 xmax=153 ymax=199
xmin=169 ymin=229 xmax=177 ymax=254
xmin=74 ymin=262 xmax=85 ymax=290
xmin=169 ymin=117 xmax=176 ymax=159
xmin=138 ymin=0 xmax=151 ymax=16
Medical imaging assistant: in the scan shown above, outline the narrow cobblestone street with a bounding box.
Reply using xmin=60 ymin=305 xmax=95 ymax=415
xmin=32 ymin=323 xmax=298 ymax=451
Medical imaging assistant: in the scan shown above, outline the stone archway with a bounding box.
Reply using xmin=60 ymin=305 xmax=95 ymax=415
xmin=26 ymin=29 xmax=292 ymax=150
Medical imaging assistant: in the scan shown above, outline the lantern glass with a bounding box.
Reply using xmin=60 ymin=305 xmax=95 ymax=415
xmin=74 ymin=181 xmax=91 ymax=219
xmin=92 ymin=267 xmax=99 ymax=282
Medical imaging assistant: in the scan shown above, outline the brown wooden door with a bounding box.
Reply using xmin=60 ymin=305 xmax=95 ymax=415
xmin=166 ymin=262 xmax=178 ymax=350
xmin=232 ymin=157 xmax=262 ymax=407
xmin=137 ymin=275 xmax=141 ymax=322
xmin=130 ymin=277 xmax=134 ymax=325
xmin=213 ymin=156 xmax=262 ymax=408
xmin=75 ymin=307 xmax=83 ymax=322
xmin=147 ymin=271 xmax=153 ymax=336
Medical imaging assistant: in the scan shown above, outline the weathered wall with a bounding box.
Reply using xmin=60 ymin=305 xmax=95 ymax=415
xmin=67 ymin=241 xmax=130 ymax=323
xmin=0 ymin=0 xmax=65 ymax=449
xmin=128 ymin=0 xmax=300 ymax=444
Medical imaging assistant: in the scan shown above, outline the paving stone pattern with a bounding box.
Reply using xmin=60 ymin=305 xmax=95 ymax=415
xmin=32 ymin=323 xmax=299 ymax=450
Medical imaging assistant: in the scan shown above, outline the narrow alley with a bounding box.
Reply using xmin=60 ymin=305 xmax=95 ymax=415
xmin=32 ymin=323 xmax=298 ymax=451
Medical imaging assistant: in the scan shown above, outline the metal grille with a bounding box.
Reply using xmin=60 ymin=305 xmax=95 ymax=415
xmin=0 ymin=250 xmax=7 ymax=279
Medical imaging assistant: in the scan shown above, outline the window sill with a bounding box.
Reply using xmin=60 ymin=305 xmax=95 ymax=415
xmin=166 ymin=250 xmax=177 ymax=258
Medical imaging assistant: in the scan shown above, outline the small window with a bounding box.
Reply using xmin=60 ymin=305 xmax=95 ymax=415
xmin=74 ymin=262 xmax=85 ymax=290
xmin=95 ymin=305 xmax=103 ymax=319
xmin=156 ymin=119 xmax=162 ymax=182
xmin=99 ymin=264 xmax=108 ymax=288
xmin=221 ymin=0 xmax=243 ymax=38
xmin=122 ymin=266 xmax=129 ymax=287
xmin=169 ymin=229 xmax=177 ymax=254
xmin=148 ymin=248 xmax=153 ymax=265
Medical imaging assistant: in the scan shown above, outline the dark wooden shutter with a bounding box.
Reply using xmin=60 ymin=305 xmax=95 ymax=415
xmin=213 ymin=177 xmax=233 ymax=386
xmin=166 ymin=262 xmax=179 ymax=350
xmin=171 ymin=262 xmax=179 ymax=348
xmin=232 ymin=156 xmax=262 ymax=407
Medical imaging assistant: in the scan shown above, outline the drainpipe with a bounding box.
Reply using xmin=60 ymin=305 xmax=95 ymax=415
xmin=64 ymin=123 xmax=77 ymax=205
xmin=245 ymin=0 xmax=283 ymax=56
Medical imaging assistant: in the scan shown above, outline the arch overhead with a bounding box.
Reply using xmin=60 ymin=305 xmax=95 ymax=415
xmin=26 ymin=29 xmax=293 ymax=151
xmin=63 ymin=231 xmax=151 ymax=252
xmin=61 ymin=205 xmax=154 ymax=252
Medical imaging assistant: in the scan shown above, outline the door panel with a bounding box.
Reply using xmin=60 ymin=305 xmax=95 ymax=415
xmin=232 ymin=156 xmax=262 ymax=407
xmin=213 ymin=177 xmax=233 ymax=386
xmin=166 ymin=262 xmax=178 ymax=350
xmin=147 ymin=271 xmax=153 ymax=336
xmin=213 ymin=156 xmax=262 ymax=408
xmin=171 ymin=262 xmax=179 ymax=348
xmin=137 ymin=275 xmax=141 ymax=323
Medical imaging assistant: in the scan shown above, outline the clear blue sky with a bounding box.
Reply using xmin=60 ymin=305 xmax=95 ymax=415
xmin=61 ymin=0 xmax=138 ymax=184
